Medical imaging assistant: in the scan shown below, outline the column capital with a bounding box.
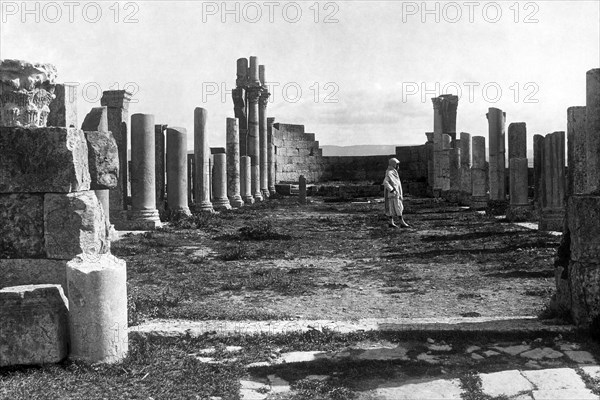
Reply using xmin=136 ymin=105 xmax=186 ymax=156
xmin=259 ymin=91 xmax=270 ymax=107
xmin=247 ymin=87 xmax=262 ymax=104
xmin=101 ymin=90 xmax=133 ymax=110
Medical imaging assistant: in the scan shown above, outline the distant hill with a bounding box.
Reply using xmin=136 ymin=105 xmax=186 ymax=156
xmin=321 ymin=145 xmax=411 ymax=157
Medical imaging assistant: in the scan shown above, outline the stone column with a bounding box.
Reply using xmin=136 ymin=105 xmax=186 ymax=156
xmin=298 ymin=175 xmax=307 ymax=205
xmin=431 ymin=98 xmax=443 ymax=197
xmin=533 ymin=134 xmax=544 ymax=208
xmin=166 ymin=127 xmax=190 ymax=215
xmin=585 ymin=69 xmax=600 ymax=193
xmin=226 ymin=117 xmax=244 ymax=208
xmin=459 ymin=132 xmax=472 ymax=204
xmin=539 ymin=131 xmax=566 ymax=231
xmin=259 ymin=65 xmax=270 ymax=199
xmin=471 ymin=136 xmax=488 ymax=209
xmin=567 ymin=106 xmax=587 ymax=196
xmin=247 ymin=57 xmax=263 ymax=202
xmin=81 ymin=106 xmax=114 ymax=236
xmin=448 ymin=143 xmax=460 ymax=203
xmin=267 ymin=117 xmax=276 ymax=195
xmin=425 ymin=132 xmax=435 ymax=195
xmin=440 ymin=134 xmax=451 ymax=194
xmin=187 ymin=154 xmax=195 ymax=206
xmin=233 ymin=58 xmax=248 ymax=157
xmin=212 ymin=153 xmax=231 ymax=211
xmin=506 ymin=122 xmax=529 ymax=220
xmin=66 ymin=254 xmax=127 ymax=363
xmin=240 ymin=155 xmax=254 ymax=204
xmin=487 ymin=107 xmax=506 ymax=202
xmin=100 ymin=90 xmax=132 ymax=224
xmin=128 ymin=114 xmax=161 ymax=229
xmin=192 ymin=108 xmax=213 ymax=212
xmin=155 ymin=124 xmax=167 ymax=212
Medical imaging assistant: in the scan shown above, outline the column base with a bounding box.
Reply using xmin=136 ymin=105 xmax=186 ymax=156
xmin=443 ymin=190 xmax=460 ymax=203
xmin=261 ymin=189 xmax=270 ymax=199
xmin=506 ymin=204 xmax=533 ymax=222
xmin=168 ymin=207 xmax=191 ymax=216
xmin=213 ymin=198 xmax=232 ymax=211
xmin=229 ymin=196 xmax=244 ymax=208
xmin=470 ymin=195 xmax=489 ymax=210
xmin=191 ymin=202 xmax=214 ymax=213
xmin=432 ymin=188 xmax=442 ymax=198
xmin=254 ymin=192 xmax=264 ymax=202
xmin=539 ymin=208 xmax=565 ymax=232
xmin=243 ymin=195 xmax=255 ymax=205
xmin=458 ymin=192 xmax=472 ymax=206
xmin=113 ymin=209 xmax=162 ymax=230
xmin=269 ymin=186 xmax=276 ymax=196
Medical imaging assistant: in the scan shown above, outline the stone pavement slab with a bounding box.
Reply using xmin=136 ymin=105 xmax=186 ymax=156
xmin=521 ymin=368 xmax=587 ymax=390
xmin=374 ymin=378 xmax=463 ymax=399
xmin=531 ymin=389 xmax=598 ymax=399
xmin=564 ymin=350 xmax=597 ymax=364
xmin=480 ymin=370 xmax=534 ymax=397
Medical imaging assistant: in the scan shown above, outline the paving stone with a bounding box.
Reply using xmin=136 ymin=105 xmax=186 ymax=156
xmin=428 ymin=344 xmax=452 ymax=352
xmin=483 ymin=350 xmax=501 ymax=357
xmin=531 ymin=389 xmax=598 ymax=399
xmin=268 ymin=375 xmax=291 ymax=394
xmin=416 ymin=353 xmax=441 ymax=364
xmin=239 ymin=389 xmax=267 ymax=400
xmin=465 ymin=345 xmax=481 ymax=353
xmin=521 ymin=368 xmax=587 ymax=390
xmin=559 ymin=342 xmax=581 ymax=351
xmin=581 ymin=365 xmax=600 ymax=379
xmin=493 ymin=344 xmax=531 ymax=355
xmin=471 ymin=353 xmax=484 ymax=360
xmin=525 ymin=360 xmax=543 ymax=369
xmin=520 ymin=348 xmax=564 ymax=360
xmin=305 ymin=375 xmax=329 ymax=381
xmin=514 ymin=395 xmax=535 ymax=400
xmin=480 ymin=370 xmax=534 ymax=397
xmin=564 ymin=350 xmax=596 ymax=364
xmin=357 ymin=346 xmax=409 ymax=361
xmin=279 ymin=351 xmax=325 ymax=363
xmin=374 ymin=378 xmax=463 ymax=399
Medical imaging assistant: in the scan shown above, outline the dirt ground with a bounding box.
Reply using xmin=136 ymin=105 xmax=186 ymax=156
xmin=113 ymin=196 xmax=560 ymax=325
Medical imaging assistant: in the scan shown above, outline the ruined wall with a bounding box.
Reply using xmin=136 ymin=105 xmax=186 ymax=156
xmin=271 ymin=123 xmax=324 ymax=183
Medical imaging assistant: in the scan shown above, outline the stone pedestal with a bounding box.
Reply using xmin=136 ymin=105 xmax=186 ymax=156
xmin=471 ymin=136 xmax=488 ymax=209
xmin=66 ymin=254 xmax=128 ymax=364
xmin=447 ymin=144 xmax=460 ymax=203
xmin=0 ymin=284 xmax=69 ymax=367
xmin=126 ymin=114 xmax=161 ymax=229
xmin=487 ymin=107 xmax=506 ymax=201
xmin=166 ymin=127 xmax=190 ymax=215
xmin=439 ymin=134 xmax=451 ymax=197
xmin=585 ymin=69 xmax=600 ymax=193
xmin=539 ymin=131 xmax=566 ymax=231
xmin=241 ymin=155 xmax=254 ymax=204
xmin=192 ymin=108 xmax=214 ymax=212
xmin=212 ymin=153 xmax=231 ymax=211
xmin=567 ymin=106 xmax=587 ymax=196
xmin=267 ymin=117 xmax=276 ymax=195
xmin=226 ymin=118 xmax=244 ymax=208
xmin=298 ymin=175 xmax=307 ymax=205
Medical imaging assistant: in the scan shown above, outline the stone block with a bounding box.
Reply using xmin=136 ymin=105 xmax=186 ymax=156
xmin=44 ymin=191 xmax=109 ymax=259
xmin=84 ymin=131 xmax=119 ymax=189
xmin=0 ymin=127 xmax=90 ymax=193
xmin=0 ymin=284 xmax=69 ymax=367
xmin=47 ymin=83 xmax=78 ymax=128
xmin=568 ymin=195 xmax=600 ymax=263
xmin=0 ymin=193 xmax=45 ymax=258
xmin=0 ymin=259 xmax=68 ymax=295
xmin=67 ymin=254 xmax=128 ymax=363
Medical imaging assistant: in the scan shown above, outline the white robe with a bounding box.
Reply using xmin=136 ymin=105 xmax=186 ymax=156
xmin=383 ymin=167 xmax=403 ymax=216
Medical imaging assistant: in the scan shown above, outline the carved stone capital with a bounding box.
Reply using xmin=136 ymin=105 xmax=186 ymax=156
xmin=259 ymin=91 xmax=270 ymax=107
xmin=100 ymin=90 xmax=133 ymax=110
xmin=247 ymin=87 xmax=262 ymax=104
xmin=0 ymin=59 xmax=58 ymax=128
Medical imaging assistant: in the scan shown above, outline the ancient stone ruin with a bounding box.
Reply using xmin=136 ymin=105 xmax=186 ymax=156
xmin=0 ymin=59 xmax=127 ymax=366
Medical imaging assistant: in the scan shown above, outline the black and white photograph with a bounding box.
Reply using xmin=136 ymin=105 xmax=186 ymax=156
xmin=1 ymin=0 xmax=600 ymax=398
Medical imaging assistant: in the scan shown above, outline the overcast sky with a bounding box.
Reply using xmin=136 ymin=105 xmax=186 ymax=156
xmin=1 ymin=1 xmax=598 ymax=150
